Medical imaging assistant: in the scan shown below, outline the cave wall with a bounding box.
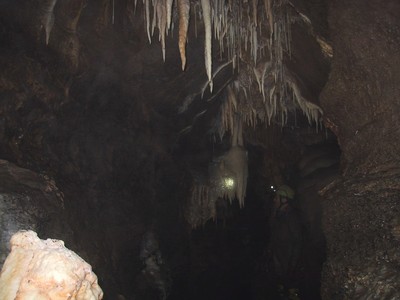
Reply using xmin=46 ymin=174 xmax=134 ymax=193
xmin=0 ymin=1 xmax=195 ymax=298
xmin=0 ymin=160 xmax=68 ymax=267
xmin=320 ymin=0 xmax=400 ymax=298
xmin=321 ymin=0 xmax=400 ymax=176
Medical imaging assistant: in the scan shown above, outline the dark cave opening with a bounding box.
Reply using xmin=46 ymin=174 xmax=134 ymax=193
xmin=159 ymin=127 xmax=341 ymax=300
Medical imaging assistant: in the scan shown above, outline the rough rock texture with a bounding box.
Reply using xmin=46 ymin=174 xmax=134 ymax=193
xmin=320 ymin=0 xmax=400 ymax=298
xmin=320 ymin=0 xmax=400 ymax=176
xmin=0 ymin=2 xmax=193 ymax=297
xmin=321 ymin=174 xmax=400 ymax=299
xmin=0 ymin=230 xmax=103 ymax=300
xmin=0 ymin=159 xmax=66 ymax=267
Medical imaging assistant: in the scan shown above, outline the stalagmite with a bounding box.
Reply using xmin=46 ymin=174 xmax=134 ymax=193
xmin=0 ymin=230 xmax=103 ymax=300
xmin=201 ymin=0 xmax=213 ymax=91
xmin=178 ymin=0 xmax=190 ymax=70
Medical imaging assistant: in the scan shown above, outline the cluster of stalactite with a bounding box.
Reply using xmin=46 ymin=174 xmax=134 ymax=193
xmin=157 ymin=0 xmax=321 ymax=225
xmin=185 ymin=114 xmax=248 ymax=228
xmin=35 ymin=0 xmax=324 ymax=227
xmin=134 ymin=0 xmax=322 ymax=125
xmin=37 ymin=0 xmax=323 ymax=126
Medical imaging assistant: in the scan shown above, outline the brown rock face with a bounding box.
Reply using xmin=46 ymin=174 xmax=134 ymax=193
xmin=320 ymin=0 xmax=400 ymax=299
xmin=320 ymin=0 xmax=400 ymax=176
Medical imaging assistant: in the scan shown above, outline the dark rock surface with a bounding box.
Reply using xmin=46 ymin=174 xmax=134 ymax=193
xmin=0 ymin=159 xmax=66 ymax=266
xmin=320 ymin=0 xmax=400 ymax=176
xmin=321 ymin=173 xmax=400 ymax=299
xmin=320 ymin=0 xmax=400 ymax=298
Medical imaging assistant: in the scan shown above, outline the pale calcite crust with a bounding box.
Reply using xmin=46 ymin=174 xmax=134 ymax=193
xmin=0 ymin=230 xmax=103 ymax=300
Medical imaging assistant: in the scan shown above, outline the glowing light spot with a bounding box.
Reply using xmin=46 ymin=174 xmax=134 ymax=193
xmin=223 ymin=178 xmax=235 ymax=189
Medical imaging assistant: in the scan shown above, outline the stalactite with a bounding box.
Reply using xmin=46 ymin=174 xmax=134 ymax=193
xmin=201 ymin=59 xmax=233 ymax=99
xmin=186 ymin=183 xmax=216 ymax=228
xmin=264 ymin=0 xmax=273 ymax=41
xmin=253 ymin=60 xmax=271 ymax=101
xmin=194 ymin=3 xmax=198 ymax=38
xmin=155 ymin=0 xmax=167 ymax=61
xmin=166 ymin=0 xmax=174 ymax=30
xmin=151 ymin=0 xmax=157 ymax=36
xmin=178 ymin=0 xmax=190 ymax=70
xmin=144 ymin=0 xmax=152 ymax=43
xmin=112 ymin=0 xmax=115 ymax=24
xmin=135 ymin=0 xmax=320 ymax=131
xmin=251 ymin=25 xmax=258 ymax=64
xmin=215 ymin=145 xmax=248 ymax=208
xmin=286 ymin=72 xmax=323 ymax=126
xmin=134 ymin=0 xmax=138 ymax=13
xmin=41 ymin=0 xmax=58 ymax=45
xmin=201 ymin=0 xmax=213 ymax=92
xmin=219 ymin=85 xmax=237 ymax=137
xmin=252 ymin=0 xmax=258 ymax=26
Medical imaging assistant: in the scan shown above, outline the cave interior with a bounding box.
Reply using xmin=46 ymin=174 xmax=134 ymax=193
xmin=0 ymin=0 xmax=400 ymax=299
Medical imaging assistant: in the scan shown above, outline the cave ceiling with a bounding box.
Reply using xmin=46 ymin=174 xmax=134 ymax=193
xmin=0 ymin=0 xmax=336 ymax=214
xmin=0 ymin=0 xmax=331 ymax=136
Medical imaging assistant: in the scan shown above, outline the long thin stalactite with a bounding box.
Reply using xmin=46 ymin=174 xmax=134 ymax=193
xmin=178 ymin=0 xmax=190 ymax=70
xmin=201 ymin=0 xmax=212 ymax=92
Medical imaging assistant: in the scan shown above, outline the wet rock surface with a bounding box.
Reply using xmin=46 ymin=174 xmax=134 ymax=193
xmin=0 ymin=160 xmax=66 ymax=267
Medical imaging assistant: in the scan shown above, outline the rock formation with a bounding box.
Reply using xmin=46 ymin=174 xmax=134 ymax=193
xmin=0 ymin=230 xmax=103 ymax=300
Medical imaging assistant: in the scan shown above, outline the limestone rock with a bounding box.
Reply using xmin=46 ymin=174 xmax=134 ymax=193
xmin=0 ymin=230 xmax=103 ymax=300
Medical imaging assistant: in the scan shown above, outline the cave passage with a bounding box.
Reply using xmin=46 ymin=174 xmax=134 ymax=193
xmin=164 ymin=133 xmax=341 ymax=300
xmin=2 ymin=0 xmax=399 ymax=299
